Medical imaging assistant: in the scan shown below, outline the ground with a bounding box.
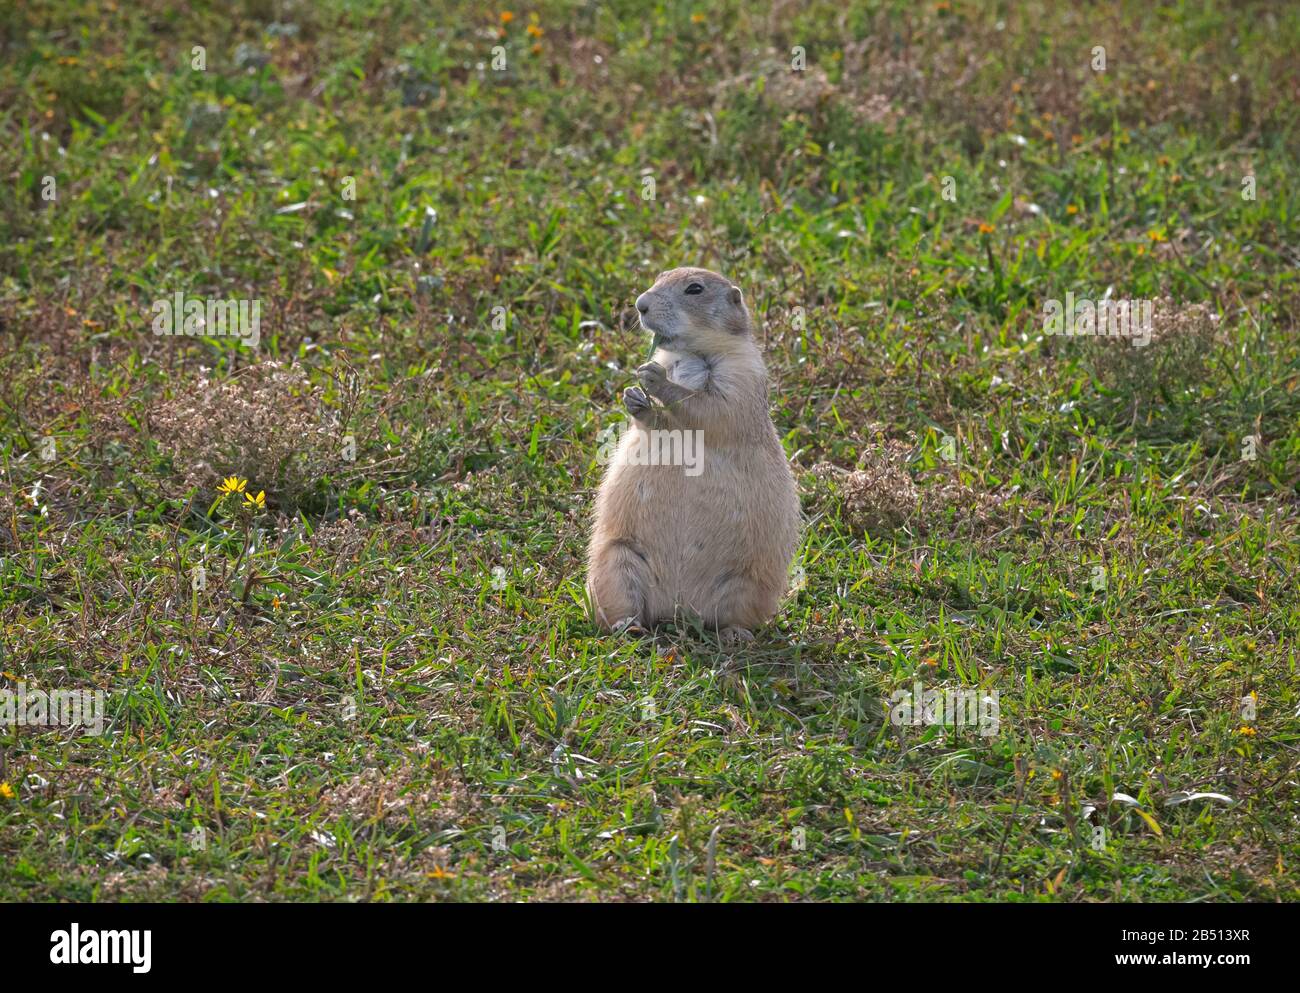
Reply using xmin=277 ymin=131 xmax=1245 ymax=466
xmin=1 ymin=0 xmax=1298 ymax=902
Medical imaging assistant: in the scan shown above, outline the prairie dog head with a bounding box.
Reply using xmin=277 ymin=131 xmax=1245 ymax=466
xmin=634 ymin=267 xmax=752 ymax=352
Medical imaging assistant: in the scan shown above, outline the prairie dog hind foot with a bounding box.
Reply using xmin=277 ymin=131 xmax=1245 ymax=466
xmin=718 ymin=626 xmax=754 ymax=647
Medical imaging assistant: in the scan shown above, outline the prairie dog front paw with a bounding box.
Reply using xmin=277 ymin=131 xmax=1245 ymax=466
xmin=623 ymin=385 xmax=651 ymax=418
xmin=636 ymin=361 xmax=668 ymax=398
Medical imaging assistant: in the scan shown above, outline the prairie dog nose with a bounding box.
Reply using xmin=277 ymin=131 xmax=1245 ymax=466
xmin=635 ymin=292 xmax=650 ymax=314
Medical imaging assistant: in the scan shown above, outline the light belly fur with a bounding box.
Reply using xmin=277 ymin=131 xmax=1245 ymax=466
xmin=602 ymin=428 xmax=795 ymax=619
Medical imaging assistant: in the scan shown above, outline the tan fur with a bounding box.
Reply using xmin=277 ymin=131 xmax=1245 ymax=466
xmin=586 ymin=267 xmax=801 ymax=641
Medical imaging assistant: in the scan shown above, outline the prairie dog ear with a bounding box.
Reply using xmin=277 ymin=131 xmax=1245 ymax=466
xmin=728 ymin=286 xmax=743 ymax=306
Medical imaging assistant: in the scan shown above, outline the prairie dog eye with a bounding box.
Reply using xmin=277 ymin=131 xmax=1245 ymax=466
xmin=684 ymin=283 xmax=704 ymax=295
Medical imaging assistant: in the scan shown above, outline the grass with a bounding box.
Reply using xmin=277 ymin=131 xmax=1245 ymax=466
xmin=0 ymin=0 xmax=1298 ymax=902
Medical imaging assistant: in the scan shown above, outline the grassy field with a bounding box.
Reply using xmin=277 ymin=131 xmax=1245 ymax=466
xmin=1 ymin=0 xmax=1298 ymax=902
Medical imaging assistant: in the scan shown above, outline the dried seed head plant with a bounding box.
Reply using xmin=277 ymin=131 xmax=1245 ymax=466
xmin=1079 ymin=296 xmax=1222 ymax=401
xmin=150 ymin=361 xmax=363 ymax=512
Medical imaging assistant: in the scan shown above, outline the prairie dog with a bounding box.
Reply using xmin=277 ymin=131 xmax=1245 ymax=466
xmin=586 ymin=267 xmax=801 ymax=643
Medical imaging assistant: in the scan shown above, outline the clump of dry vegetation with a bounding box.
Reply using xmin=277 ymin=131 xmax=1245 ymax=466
xmin=150 ymin=362 xmax=359 ymax=510
xmin=812 ymin=428 xmax=1011 ymax=538
xmin=1079 ymin=296 xmax=1222 ymax=397
xmin=304 ymin=513 xmax=374 ymax=571
xmin=717 ymin=55 xmax=900 ymax=128
xmin=812 ymin=436 xmax=919 ymax=535
xmin=318 ymin=762 xmax=474 ymax=832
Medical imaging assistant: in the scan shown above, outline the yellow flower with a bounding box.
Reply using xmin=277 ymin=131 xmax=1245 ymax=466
xmin=1066 ymin=204 xmax=1079 ymax=215
xmin=0 ymin=782 xmax=14 ymax=800
xmin=243 ymin=489 xmax=266 ymax=510
xmin=1238 ymin=725 xmax=1257 ymax=736
xmin=691 ymin=12 xmax=706 ymax=22
xmin=526 ymin=23 xmax=543 ymax=37
xmin=1051 ymin=769 xmax=1062 ymax=780
xmin=218 ymin=476 xmax=247 ymax=495
xmin=499 ymin=11 xmax=514 ymax=22
xmin=978 ymin=222 xmax=995 ymax=235
xmin=1147 ymin=229 xmax=1167 ymax=243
